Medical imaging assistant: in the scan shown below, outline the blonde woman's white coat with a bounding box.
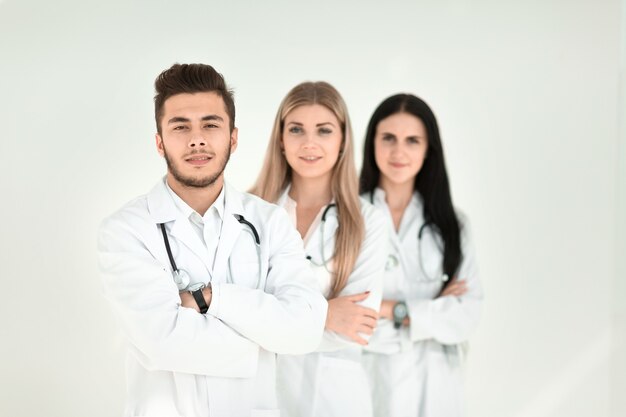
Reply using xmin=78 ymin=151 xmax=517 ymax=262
xmin=275 ymin=190 xmax=388 ymax=417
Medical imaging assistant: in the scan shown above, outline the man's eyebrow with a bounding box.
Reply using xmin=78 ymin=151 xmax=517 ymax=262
xmin=201 ymin=115 xmax=224 ymax=122
xmin=167 ymin=115 xmax=225 ymax=124
xmin=167 ymin=116 xmax=190 ymax=124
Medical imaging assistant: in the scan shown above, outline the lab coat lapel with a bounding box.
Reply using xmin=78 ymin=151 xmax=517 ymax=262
xmin=305 ymin=205 xmax=337 ymax=263
xmin=147 ymin=178 xmax=213 ymax=276
xmin=212 ymin=183 xmax=243 ymax=282
xmin=169 ymin=217 xmax=214 ymax=276
xmin=321 ymin=209 xmax=338 ymax=260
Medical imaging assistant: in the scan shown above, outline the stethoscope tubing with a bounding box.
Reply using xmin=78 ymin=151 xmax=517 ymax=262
xmin=305 ymin=203 xmax=336 ymax=272
xmin=370 ymin=191 xmax=447 ymax=282
xmin=159 ymin=214 xmax=263 ymax=290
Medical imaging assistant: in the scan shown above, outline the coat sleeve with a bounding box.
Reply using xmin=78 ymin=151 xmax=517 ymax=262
xmin=316 ymin=205 xmax=388 ymax=352
xmin=206 ymin=207 xmax=328 ymax=355
xmin=98 ymin=214 xmax=260 ymax=378
xmin=407 ymin=218 xmax=483 ymax=345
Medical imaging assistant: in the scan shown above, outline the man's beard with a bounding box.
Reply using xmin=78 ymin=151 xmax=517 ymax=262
xmin=163 ymin=145 xmax=231 ymax=188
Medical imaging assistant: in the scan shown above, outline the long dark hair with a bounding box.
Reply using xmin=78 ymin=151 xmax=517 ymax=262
xmin=359 ymin=94 xmax=462 ymax=292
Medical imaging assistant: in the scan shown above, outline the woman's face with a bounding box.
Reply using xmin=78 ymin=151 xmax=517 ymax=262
xmin=282 ymin=104 xmax=343 ymax=182
xmin=374 ymin=112 xmax=429 ymax=187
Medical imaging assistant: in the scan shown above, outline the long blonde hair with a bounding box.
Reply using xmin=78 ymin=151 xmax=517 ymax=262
xmin=250 ymin=82 xmax=364 ymax=299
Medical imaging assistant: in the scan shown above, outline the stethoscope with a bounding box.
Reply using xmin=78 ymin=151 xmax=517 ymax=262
xmin=370 ymin=191 xmax=448 ymax=283
xmin=305 ymin=203 xmax=336 ymax=272
xmin=159 ymin=214 xmax=262 ymax=291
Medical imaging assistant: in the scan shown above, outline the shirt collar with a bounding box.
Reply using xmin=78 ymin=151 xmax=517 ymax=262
xmin=277 ymin=183 xmax=336 ymax=210
xmin=165 ymin=179 xmax=225 ymax=222
xmin=277 ymin=184 xmax=297 ymax=210
xmin=373 ymin=186 xmax=422 ymax=209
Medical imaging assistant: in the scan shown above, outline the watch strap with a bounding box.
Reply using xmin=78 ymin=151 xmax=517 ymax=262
xmin=192 ymin=288 xmax=209 ymax=314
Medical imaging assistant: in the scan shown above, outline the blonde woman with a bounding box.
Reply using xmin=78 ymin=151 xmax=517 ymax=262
xmin=251 ymin=82 xmax=387 ymax=417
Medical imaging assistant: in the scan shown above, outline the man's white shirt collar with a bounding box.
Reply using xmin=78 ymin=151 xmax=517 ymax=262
xmin=164 ymin=178 xmax=225 ymax=223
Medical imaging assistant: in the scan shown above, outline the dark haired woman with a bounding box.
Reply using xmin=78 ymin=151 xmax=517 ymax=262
xmin=359 ymin=94 xmax=483 ymax=417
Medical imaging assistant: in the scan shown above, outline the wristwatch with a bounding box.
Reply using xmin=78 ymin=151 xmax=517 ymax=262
xmin=188 ymin=282 xmax=210 ymax=314
xmin=392 ymin=301 xmax=408 ymax=329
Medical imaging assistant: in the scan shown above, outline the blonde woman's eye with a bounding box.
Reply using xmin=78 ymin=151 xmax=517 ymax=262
xmin=289 ymin=126 xmax=303 ymax=134
xmin=319 ymin=127 xmax=333 ymax=135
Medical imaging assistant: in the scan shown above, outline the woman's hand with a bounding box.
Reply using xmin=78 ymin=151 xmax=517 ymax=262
xmin=325 ymin=292 xmax=379 ymax=346
xmin=439 ymin=278 xmax=468 ymax=298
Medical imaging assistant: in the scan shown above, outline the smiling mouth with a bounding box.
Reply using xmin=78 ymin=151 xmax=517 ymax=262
xmin=390 ymin=162 xmax=407 ymax=168
xmin=185 ymin=154 xmax=213 ymax=165
xmin=300 ymin=156 xmax=322 ymax=161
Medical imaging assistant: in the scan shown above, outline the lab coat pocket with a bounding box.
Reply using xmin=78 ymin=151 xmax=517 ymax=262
xmin=228 ymin=260 xmax=263 ymax=289
xmin=318 ymin=356 xmax=373 ymax=416
xmin=427 ymin=347 xmax=464 ymax=416
xmin=250 ymin=410 xmax=280 ymax=417
xmin=444 ymin=344 xmax=461 ymax=368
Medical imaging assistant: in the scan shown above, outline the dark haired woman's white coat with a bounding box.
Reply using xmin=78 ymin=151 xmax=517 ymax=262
xmin=362 ymin=188 xmax=483 ymax=417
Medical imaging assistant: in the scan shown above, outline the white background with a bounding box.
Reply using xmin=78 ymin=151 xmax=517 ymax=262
xmin=0 ymin=0 xmax=624 ymax=416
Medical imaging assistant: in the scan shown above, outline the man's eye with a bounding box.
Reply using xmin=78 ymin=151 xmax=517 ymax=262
xmin=204 ymin=124 xmax=218 ymax=129
xmin=173 ymin=125 xmax=187 ymax=131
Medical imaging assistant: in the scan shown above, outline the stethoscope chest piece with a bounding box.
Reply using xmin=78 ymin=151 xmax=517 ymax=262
xmin=385 ymin=254 xmax=399 ymax=271
xmin=159 ymin=214 xmax=263 ymax=291
xmin=173 ymin=269 xmax=191 ymax=290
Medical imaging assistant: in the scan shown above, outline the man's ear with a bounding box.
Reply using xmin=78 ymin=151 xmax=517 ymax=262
xmin=155 ymin=133 xmax=165 ymax=157
xmin=230 ymin=127 xmax=239 ymax=154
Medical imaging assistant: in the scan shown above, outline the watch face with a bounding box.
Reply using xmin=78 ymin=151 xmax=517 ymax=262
xmin=393 ymin=302 xmax=408 ymax=319
xmin=188 ymin=282 xmax=205 ymax=292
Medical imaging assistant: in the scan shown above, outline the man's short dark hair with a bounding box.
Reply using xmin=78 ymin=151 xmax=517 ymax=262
xmin=154 ymin=63 xmax=235 ymax=134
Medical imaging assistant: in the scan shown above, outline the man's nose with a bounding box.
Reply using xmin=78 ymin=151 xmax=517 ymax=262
xmin=188 ymin=133 xmax=206 ymax=148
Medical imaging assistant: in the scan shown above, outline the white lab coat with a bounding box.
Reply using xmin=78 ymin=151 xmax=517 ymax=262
xmin=97 ymin=179 xmax=328 ymax=417
xmin=274 ymin=190 xmax=388 ymax=417
xmin=361 ymin=188 xmax=483 ymax=417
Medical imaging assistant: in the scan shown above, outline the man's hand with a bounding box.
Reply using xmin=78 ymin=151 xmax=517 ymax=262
xmin=325 ymin=292 xmax=379 ymax=346
xmin=179 ymin=287 xmax=212 ymax=313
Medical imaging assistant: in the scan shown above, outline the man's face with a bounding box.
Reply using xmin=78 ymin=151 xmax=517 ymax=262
xmin=156 ymin=92 xmax=237 ymax=189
